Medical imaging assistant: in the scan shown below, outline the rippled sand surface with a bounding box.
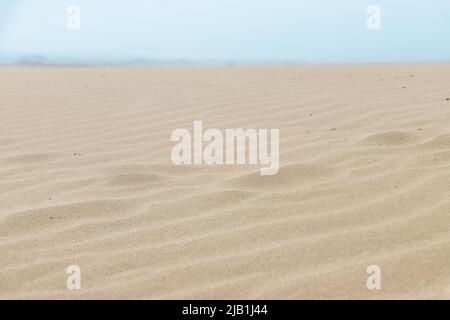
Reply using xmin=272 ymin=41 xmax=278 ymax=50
xmin=0 ymin=65 xmax=449 ymax=299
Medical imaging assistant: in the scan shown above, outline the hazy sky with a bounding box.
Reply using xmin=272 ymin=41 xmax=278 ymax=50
xmin=1 ymin=0 xmax=450 ymax=63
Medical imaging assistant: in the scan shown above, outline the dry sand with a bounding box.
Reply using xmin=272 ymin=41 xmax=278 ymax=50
xmin=0 ymin=65 xmax=449 ymax=299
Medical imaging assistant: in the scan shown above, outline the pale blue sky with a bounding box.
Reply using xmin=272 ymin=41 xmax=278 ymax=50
xmin=1 ymin=0 xmax=450 ymax=63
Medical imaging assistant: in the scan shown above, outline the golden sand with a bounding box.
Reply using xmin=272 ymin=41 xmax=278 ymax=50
xmin=0 ymin=65 xmax=449 ymax=299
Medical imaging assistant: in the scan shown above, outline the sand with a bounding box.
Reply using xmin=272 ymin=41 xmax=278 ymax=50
xmin=0 ymin=65 xmax=449 ymax=299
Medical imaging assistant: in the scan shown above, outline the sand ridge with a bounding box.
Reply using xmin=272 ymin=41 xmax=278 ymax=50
xmin=0 ymin=65 xmax=449 ymax=299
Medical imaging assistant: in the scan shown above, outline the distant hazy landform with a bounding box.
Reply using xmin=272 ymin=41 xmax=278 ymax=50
xmin=0 ymin=52 xmax=302 ymax=67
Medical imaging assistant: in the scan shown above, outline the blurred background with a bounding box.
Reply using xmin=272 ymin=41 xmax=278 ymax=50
xmin=1 ymin=0 xmax=450 ymax=65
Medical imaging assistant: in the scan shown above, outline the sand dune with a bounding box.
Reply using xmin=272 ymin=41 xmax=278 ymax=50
xmin=0 ymin=65 xmax=449 ymax=299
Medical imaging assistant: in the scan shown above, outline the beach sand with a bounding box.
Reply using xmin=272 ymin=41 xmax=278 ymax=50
xmin=0 ymin=65 xmax=449 ymax=299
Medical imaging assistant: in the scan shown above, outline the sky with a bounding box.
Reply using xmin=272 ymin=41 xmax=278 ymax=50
xmin=1 ymin=0 xmax=450 ymax=63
